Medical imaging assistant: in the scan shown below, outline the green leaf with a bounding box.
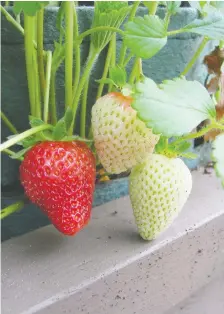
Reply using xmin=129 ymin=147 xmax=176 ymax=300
xmin=133 ymin=77 xmax=216 ymax=137
xmin=22 ymin=136 xmax=39 ymax=148
xmin=29 ymin=116 xmax=45 ymax=128
xmin=91 ymin=2 xmax=130 ymax=51
xmin=52 ymin=118 xmax=67 ymax=141
xmin=109 ymin=66 xmax=127 ymax=88
xmin=212 ymin=133 xmax=224 ymax=187
xmin=182 ymin=9 xmax=224 ymax=40
xmin=64 ymin=107 xmax=74 ymax=132
xmin=13 ymin=1 xmax=49 ymax=16
xmin=169 ymin=140 xmax=192 ymax=153
xmin=124 ymin=15 xmax=167 ymax=59
xmin=210 ymin=1 xmax=224 ymax=10
xmin=166 ymin=1 xmax=181 ymax=15
xmin=10 ymin=147 xmax=31 ymax=159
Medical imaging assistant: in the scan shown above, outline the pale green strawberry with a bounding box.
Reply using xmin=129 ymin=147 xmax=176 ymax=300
xmin=129 ymin=154 xmax=192 ymax=240
xmin=91 ymin=92 xmax=159 ymax=174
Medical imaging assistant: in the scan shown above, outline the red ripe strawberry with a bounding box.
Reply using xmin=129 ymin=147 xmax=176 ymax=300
xmin=20 ymin=141 xmax=96 ymax=235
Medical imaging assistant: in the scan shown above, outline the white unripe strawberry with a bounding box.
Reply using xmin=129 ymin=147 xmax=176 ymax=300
xmin=91 ymin=92 xmax=159 ymax=174
xmin=129 ymin=154 xmax=192 ymax=240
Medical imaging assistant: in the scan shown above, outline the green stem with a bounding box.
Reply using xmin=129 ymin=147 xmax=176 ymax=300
xmin=24 ymin=14 xmax=36 ymax=116
xmin=72 ymin=3 xmax=81 ymax=97
xmin=181 ymin=37 xmax=209 ymax=76
xmin=5 ymin=1 xmax=9 ymax=6
xmin=0 ymin=124 xmax=53 ymax=152
xmin=124 ymin=53 xmax=134 ymax=67
xmin=50 ymin=70 xmax=57 ymax=125
xmin=164 ymin=12 xmax=171 ymax=30
xmin=44 ymin=51 xmax=52 ymax=123
xmin=37 ymin=8 xmax=45 ymax=101
xmin=33 ymin=50 xmax=41 ymax=118
xmin=167 ymin=29 xmax=183 ymax=36
xmin=129 ymin=57 xmax=140 ymax=84
xmin=1 ymin=111 xmax=18 ymax=134
xmin=118 ymin=1 xmax=140 ymax=66
xmin=1 ymin=5 xmax=23 ymax=34
xmin=0 ymin=6 xmax=39 ymax=50
xmin=108 ymin=34 xmax=116 ymax=92
xmin=1 ymin=201 xmax=25 ymax=219
xmin=97 ymin=37 xmax=114 ymax=99
xmin=149 ymin=1 xmax=158 ymax=15
xmin=2 ymin=148 xmax=24 ymax=161
xmin=78 ymin=26 xmax=124 ymax=43
xmin=172 ymin=123 xmax=224 ymax=146
xmin=70 ymin=51 xmax=98 ymax=134
xmin=16 ymin=13 xmax=21 ymax=24
xmin=80 ymin=80 xmax=89 ymax=138
xmin=65 ymin=1 xmax=74 ymax=109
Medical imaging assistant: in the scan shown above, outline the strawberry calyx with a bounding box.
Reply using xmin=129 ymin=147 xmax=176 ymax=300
xmin=155 ymin=136 xmax=197 ymax=159
xmin=7 ymin=107 xmax=93 ymax=160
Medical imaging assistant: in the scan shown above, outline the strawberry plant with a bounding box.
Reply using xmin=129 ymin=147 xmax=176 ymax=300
xmin=1 ymin=1 xmax=224 ymax=239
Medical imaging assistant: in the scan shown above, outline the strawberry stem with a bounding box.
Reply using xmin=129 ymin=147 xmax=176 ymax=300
xmin=80 ymin=80 xmax=89 ymax=137
xmin=65 ymin=1 xmax=74 ymax=109
xmin=33 ymin=50 xmax=41 ymax=118
xmin=108 ymin=34 xmax=116 ymax=93
xmin=71 ymin=51 xmax=98 ymax=134
xmin=172 ymin=123 xmax=224 ymax=146
xmin=148 ymin=1 xmax=158 ymax=15
xmin=24 ymin=14 xmax=37 ymax=116
xmin=50 ymin=70 xmax=58 ymax=125
xmin=97 ymin=35 xmax=114 ymax=98
xmin=2 ymin=148 xmax=24 ymax=161
xmin=72 ymin=2 xmax=81 ymax=97
xmin=118 ymin=1 xmax=140 ymax=66
xmin=0 ymin=5 xmax=41 ymax=52
xmin=37 ymin=8 xmax=46 ymax=102
xmin=1 ymin=200 xmax=25 ymax=219
xmin=44 ymin=51 xmax=52 ymax=123
xmin=0 ymin=124 xmax=53 ymax=152
xmin=1 ymin=111 xmax=18 ymax=134
xmin=181 ymin=37 xmax=209 ymax=76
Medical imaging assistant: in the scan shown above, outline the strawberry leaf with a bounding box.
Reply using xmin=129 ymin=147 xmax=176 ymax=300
xmin=22 ymin=136 xmax=39 ymax=148
xmin=52 ymin=118 xmax=67 ymax=141
xmin=182 ymin=9 xmax=224 ymax=40
xmin=91 ymin=2 xmax=130 ymax=51
xmin=166 ymin=1 xmax=181 ymax=15
xmin=13 ymin=1 xmax=49 ymax=16
xmin=109 ymin=66 xmax=127 ymax=88
xmin=29 ymin=116 xmax=45 ymax=128
xmin=124 ymin=15 xmax=167 ymax=59
xmin=133 ymin=77 xmax=216 ymax=137
xmin=212 ymin=133 xmax=224 ymax=187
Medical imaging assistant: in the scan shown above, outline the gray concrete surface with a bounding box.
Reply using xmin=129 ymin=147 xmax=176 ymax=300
xmin=1 ymin=170 xmax=224 ymax=314
xmin=166 ymin=272 xmax=224 ymax=314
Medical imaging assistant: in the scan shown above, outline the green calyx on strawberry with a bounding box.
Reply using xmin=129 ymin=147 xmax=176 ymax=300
xmin=129 ymin=154 xmax=192 ymax=240
xmin=10 ymin=108 xmax=96 ymax=236
xmin=91 ymin=91 xmax=160 ymax=174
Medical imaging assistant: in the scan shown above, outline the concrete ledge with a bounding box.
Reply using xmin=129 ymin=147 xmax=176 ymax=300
xmin=2 ymin=170 xmax=224 ymax=314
